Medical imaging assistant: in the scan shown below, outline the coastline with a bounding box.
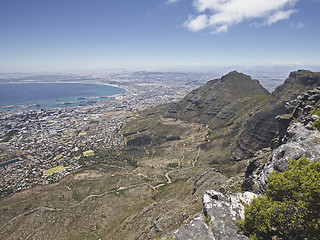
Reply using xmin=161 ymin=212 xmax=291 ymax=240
xmin=0 ymin=80 xmax=129 ymax=92
xmin=0 ymin=81 xmax=128 ymax=111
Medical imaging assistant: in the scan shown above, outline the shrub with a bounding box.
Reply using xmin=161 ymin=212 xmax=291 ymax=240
xmin=237 ymin=158 xmax=320 ymax=239
xmin=313 ymin=120 xmax=320 ymax=130
xmin=309 ymin=108 xmax=320 ymax=117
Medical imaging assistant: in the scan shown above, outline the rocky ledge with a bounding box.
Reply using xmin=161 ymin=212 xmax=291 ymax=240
xmin=163 ymin=191 xmax=257 ymax=240
xmin=242 ymin=87 xmax=320 ymax=193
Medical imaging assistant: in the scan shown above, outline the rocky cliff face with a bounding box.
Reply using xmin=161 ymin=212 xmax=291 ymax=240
xmin=232 ymin=70 xmax=320 ymax=161
xmin=163 ymin=190 xmax=257 ymax=240
xmin=242 ymin=87 xmax=320 ymax=193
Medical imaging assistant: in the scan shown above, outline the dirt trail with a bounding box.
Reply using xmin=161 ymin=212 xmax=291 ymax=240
xmin=0 ymin=145 xmax=202 ymax=234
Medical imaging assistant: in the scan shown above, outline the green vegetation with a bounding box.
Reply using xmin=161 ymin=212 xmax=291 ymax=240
xmin=309 ymin=108 xmax=320 ymax=130
xmin=237 ymin=158 xmax=320 ymax=239
xmin=78 ymin=148 xmax=138 ymax=169
xmin=167 ymin=162 xmax=179 ymax=168
xmin=204 ymin=214 xmax=211 ymax=226
xmin=127 ymin=135 xmax=152 ymax=146
xmin=122 ymin=103 xmax=250 ymax=176
xmin=45 ymin=165 xmax=65 ymax=176
xmin=313 ymin=120 xmax=320 ymax=130
xmin=309 ymin=108 xmax=320 ymax=117
xmin=298 ymin=70 xmax=320 ymax=77
xmin=279 ymin=113 xmax=292 ymax=119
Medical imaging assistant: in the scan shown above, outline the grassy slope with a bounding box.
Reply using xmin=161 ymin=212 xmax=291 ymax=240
xmin=0 ymin=105 xmax=230 ymax=239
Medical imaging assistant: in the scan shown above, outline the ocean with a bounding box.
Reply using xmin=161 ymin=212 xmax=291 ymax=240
xmin=0 ymin=82 xmax=127 ymax=110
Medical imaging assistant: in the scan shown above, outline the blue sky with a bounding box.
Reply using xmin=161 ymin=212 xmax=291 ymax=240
xmin=0 ymin=0 xmax=319 ymax=72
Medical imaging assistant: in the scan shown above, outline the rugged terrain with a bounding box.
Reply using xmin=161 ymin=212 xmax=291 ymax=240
xmin=0 ymin=70 xmax=319 ymax=240
xmin=164 ymin=85 xmax=320 ymax=240
xmin=233 ymin=70 xmax=320 ymax=160
xmin=242 ymin=86 xmax=320 ymax=193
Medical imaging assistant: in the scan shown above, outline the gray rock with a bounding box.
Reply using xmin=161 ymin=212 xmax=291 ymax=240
xmin=311 ymin=114 xmax=319 ymax=121
xmin=245 ymin=122 xmax=320 ymax=193
xmin=276 ymin=115 xmax=292 ymax=144
xmin=163 ymin=191 xmax=257 ymax=240
xmin=242 ymin=84 xmax=320 ymax=193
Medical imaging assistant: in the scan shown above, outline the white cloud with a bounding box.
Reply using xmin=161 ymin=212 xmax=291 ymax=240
xmin=166 ymin=0 xmax=180 ymax=4
xmin=184 ymin=14 xmax=209 ymax=31
xmin=292 ymin=21 xmax=305 ymax=29
xmin=184 ymin=0 xmax=299 ymax=33
xmin=266 ymin=9 xmax=296 ymax=25
xmin=212 ymin=24 xmax=229 ymax=34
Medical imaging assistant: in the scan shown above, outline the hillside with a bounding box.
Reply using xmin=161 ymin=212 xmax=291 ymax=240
xmin=0 ymin=70 xmax=319 ymax=239
xmin=233 ymin=70 xmax=320 ymax=160
xmin=163 ymin=86 xmax=320 ymax=240
xmin=123 ymin=71 xmax=270 ymax=176
xmin=164 ymin=70 xmax=269 ymax=129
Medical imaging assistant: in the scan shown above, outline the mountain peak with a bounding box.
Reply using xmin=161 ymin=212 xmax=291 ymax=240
xmin=220 ymin=71 xmax=251 ymax=83
xmin=165 ymin=71 xmax=269 ymax=129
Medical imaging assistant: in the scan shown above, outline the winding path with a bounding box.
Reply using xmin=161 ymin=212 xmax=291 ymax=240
xmin=193 ymin=147 xmax=201 ymax=167
xmin=0 ymin=146 xmax=202 ymax=234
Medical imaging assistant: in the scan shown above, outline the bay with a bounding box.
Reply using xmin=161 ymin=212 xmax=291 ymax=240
xmin=0 ymin=82 xmax=126 ymax=110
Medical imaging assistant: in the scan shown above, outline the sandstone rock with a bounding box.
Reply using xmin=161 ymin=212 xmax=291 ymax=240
xmin=276 ymin=114 xmax=292 ymax=144
xmin=311 ymin=114 xmax=319 ymax=121
xmin=243 ymin=122 xmax=320 ymax=193
xmin=163 ymin=191 xmax=257 ymax=240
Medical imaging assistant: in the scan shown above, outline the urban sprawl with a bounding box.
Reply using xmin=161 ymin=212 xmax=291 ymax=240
xmin=0 ymin=71 xmax=213 ymax=198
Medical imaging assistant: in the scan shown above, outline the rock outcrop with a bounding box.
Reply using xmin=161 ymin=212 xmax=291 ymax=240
xmin=233 ymin=70 xmax=320 ymax=161
xmin=242 ymin=87 xmax=320 ymax=193
xmin=163 ymin=191 xmax=257 ymax=240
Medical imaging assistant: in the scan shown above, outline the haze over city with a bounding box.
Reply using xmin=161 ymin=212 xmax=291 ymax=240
xmin=1 ymin=0 xmax=320 ymax=72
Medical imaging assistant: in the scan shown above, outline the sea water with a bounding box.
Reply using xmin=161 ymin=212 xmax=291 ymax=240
xmin=0 ymin=82 xmax=126 ymax=110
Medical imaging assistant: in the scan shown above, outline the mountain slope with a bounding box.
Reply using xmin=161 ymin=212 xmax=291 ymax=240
xmin=161 ymin=78 xmax=320 ymax=240
xmin=1 ymin=70 xmax=320 ymax=240
xmin=242 ymin=86 xmax=320 ymax=193
xmin=233 ymin=70 xmax=320 ymax=160
xmin=164 ymin=71 xmax=269 ymax=130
